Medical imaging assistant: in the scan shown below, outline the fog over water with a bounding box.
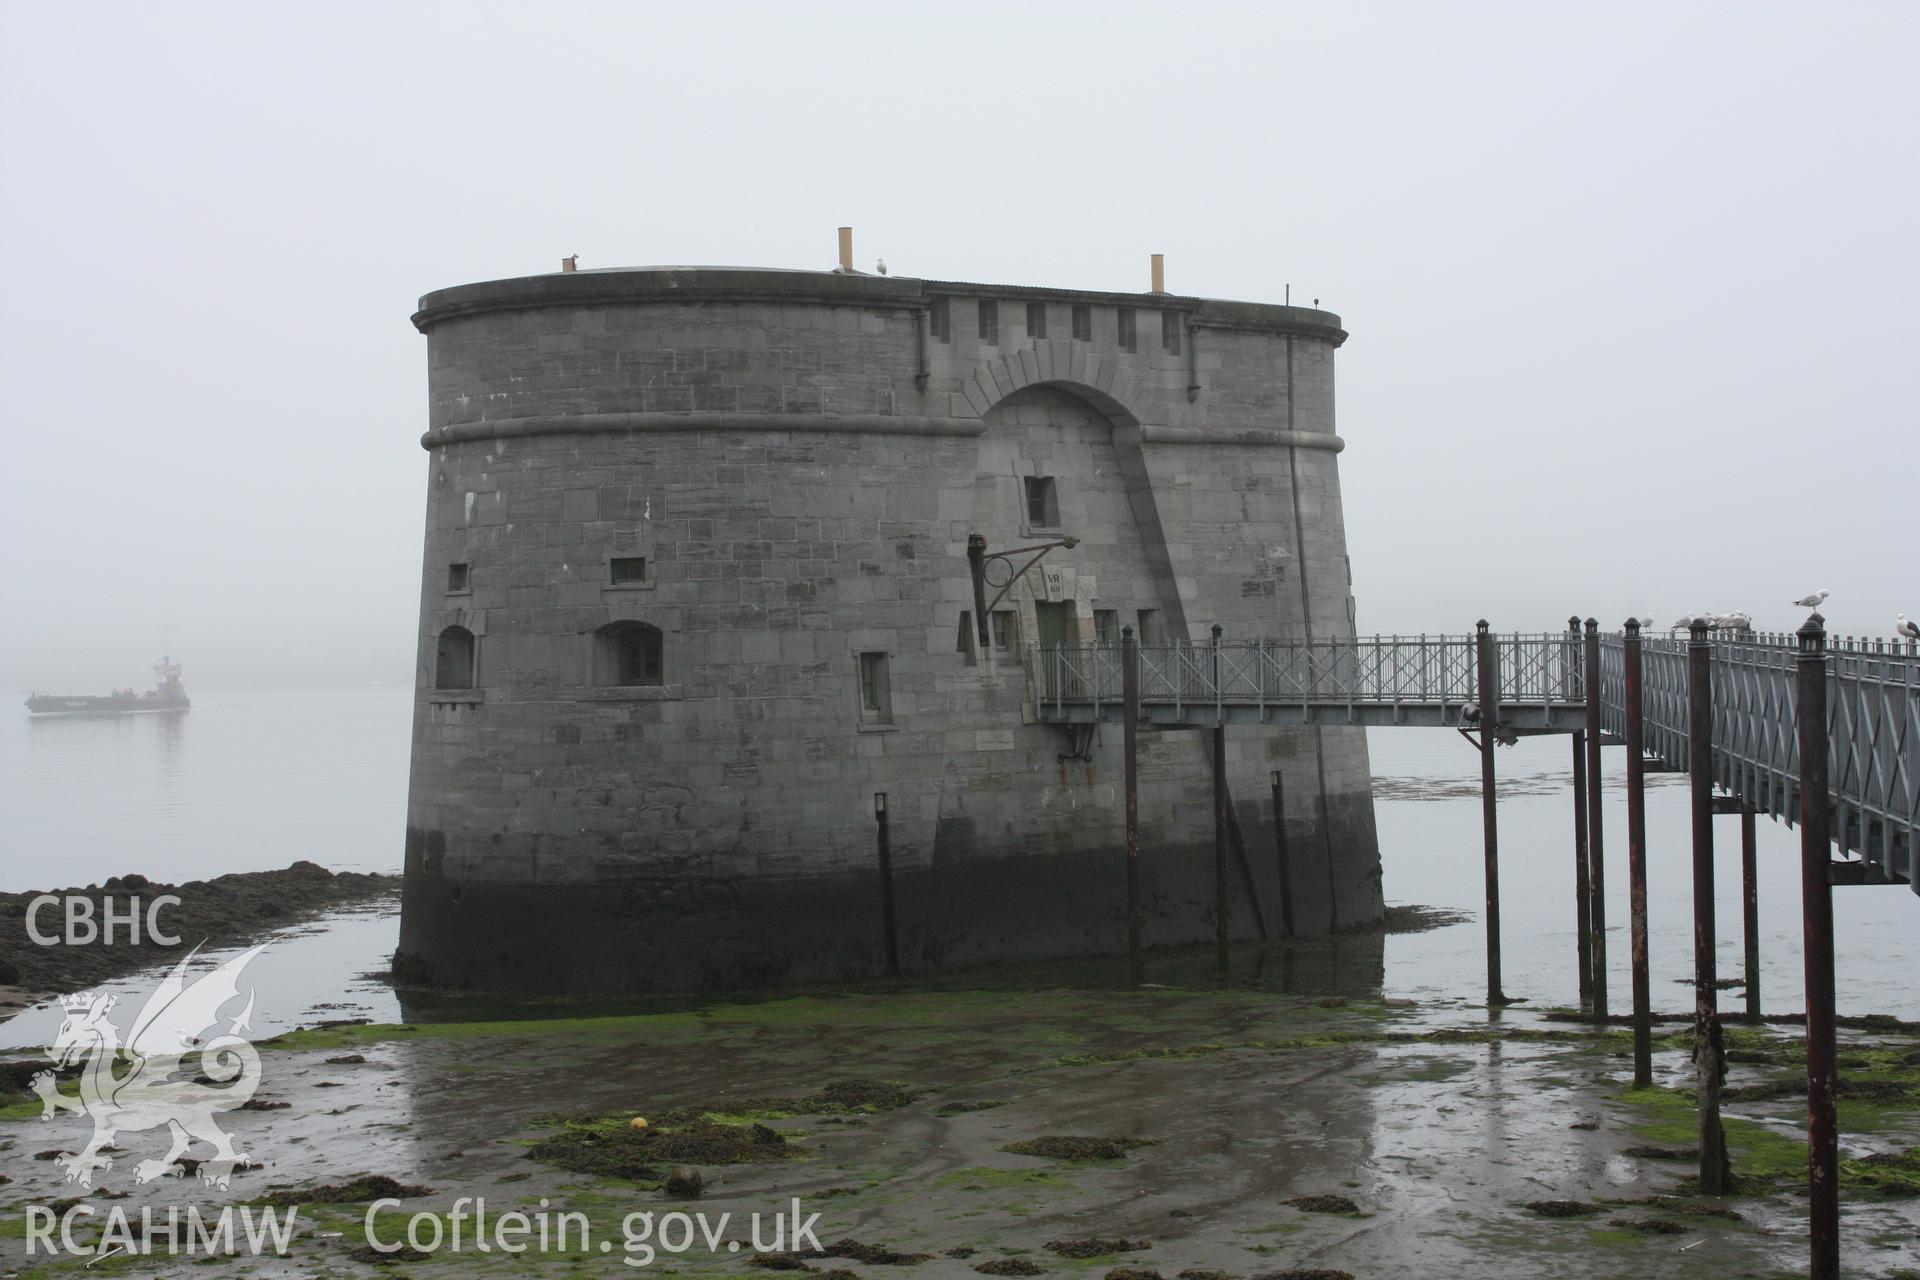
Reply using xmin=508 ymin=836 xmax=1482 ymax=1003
xmin=2 ymin=4 xmax=1916 ymax=695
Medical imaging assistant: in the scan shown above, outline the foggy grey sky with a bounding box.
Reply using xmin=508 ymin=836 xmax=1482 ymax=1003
xmin=2 ymin=2 xmax=1914 ymax=690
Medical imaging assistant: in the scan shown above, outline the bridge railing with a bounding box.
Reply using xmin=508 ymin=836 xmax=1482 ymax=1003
xmin=1599 ymin=633 xmax=1919 ymax=885
xmin=1033 ymin=633 xmax=1587 ymax=717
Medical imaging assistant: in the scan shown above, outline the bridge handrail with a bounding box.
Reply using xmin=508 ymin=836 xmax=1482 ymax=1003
xmin=1033 ymin=632 xmax=1586 ymax=712
xmin=1028 ymin=629 xmax=1917 ymax=889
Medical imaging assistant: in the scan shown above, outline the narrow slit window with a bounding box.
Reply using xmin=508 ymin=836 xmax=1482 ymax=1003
xmin=1071 ymin=304 xmax=1091 ymax=341
xmin=1136 ymin=608 xmax=1161 ymax=645
xmin=978 ymin=299 xmax=999 ymax=345
xmin=1024 ymin=476 xmax=1059 ymax=528
xmin=1026 ymin=301 xmax=1047 ymax=340
xmin=610 ymin=556 xmax=648 ymax=585
xmin=1161 ymin=310 xmax=1182 ymax=355
xmin=929 ymin=297 xmax=951 ymax=342
xmin=1117 ymin=307 xmax=1137 ymax=353
xmin=858 ymin=652 xmax=893 ymax=724
xmin=1094 ymin=609 xmax=1120 ymax=645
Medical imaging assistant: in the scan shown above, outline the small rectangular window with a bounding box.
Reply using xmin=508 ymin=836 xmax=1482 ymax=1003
xmin=1071 ymin=304 xmax=1091 ymax=341
xmin=858 ymin=652 xmax=893 ymax=724
xmin=1117 ymin=307 xmax=1137 ymax=353
xmin=1161 ymin=310 xmax=1182 ymax=355
xmin=978 ymin=299 xmax=999 ymax=345
xmin=1094 ymin=609 xmax=1119 ymax=645
xmin=1026 ymin=301 xmax=1047 ymax=340
xmin=929 ymin=297 xmax=951 ymax=342
xmin=447 ymin=563 xmax=470 ymax=593
xmin=990 ymin=610 xmax=1018 ymax=651
xmin=610 ymin=556 xmax=648 ymax=584
xmin=1024 ymin=476 xmax=1059 ymax=527
xmin=1136 ymin=608 xmax=1161 ymax=645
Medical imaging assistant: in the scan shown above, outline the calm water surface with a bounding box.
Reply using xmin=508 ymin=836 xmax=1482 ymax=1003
xmin=1 ymin=691 xmax=1913 ymax=1051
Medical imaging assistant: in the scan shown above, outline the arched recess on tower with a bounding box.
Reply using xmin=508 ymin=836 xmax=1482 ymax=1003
xmin=966 ymin=373 xmax=1193 ymax=645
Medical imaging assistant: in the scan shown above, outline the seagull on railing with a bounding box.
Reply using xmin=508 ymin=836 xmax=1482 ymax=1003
xmin=1898 ymin=613 xmax=1920 ymax=642
xmin=1794 ymin=588 xmax=1830 ymax=609
xmin=1715 ymin=611 xmax=1754 ymax=632
xmin=1670 ymin=614 xmax=1699 ymax=631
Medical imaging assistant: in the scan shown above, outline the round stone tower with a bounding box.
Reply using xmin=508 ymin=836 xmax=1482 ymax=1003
xmin=396 ymin=264 xmax=1381 ymax=994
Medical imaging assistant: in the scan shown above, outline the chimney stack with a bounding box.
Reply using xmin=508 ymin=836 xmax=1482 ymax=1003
xmin=837 ymin=227 xmax=854 ymax=272
xmin=561 ymin=255 xmax=578 ymax=273
xmin=1150 ymin=253 xmax=1165 ymax=294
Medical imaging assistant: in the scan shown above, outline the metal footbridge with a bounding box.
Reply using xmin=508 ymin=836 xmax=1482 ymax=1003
xmin=1028 ymin=624 xmax=1919 ymax=893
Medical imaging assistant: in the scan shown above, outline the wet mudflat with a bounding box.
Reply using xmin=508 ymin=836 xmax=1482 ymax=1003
xmin=4 ymin=981 xmax=1916 ymax=1279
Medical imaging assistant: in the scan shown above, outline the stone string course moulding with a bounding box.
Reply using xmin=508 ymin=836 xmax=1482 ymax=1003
xmin=396 ymin=265 xmax=1382 ymax=994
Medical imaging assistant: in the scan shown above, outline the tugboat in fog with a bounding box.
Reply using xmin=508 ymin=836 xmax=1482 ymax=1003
xmin=25 ymin=657 xmax=191 ymax=716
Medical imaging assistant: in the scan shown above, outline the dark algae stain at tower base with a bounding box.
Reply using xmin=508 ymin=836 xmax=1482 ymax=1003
xmin=397 ymin=264 xmax=1381 ymax=995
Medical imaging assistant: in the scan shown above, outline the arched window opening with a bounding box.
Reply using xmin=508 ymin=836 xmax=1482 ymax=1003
xmin=597 ymin=622 xmax=664 ymax=687
xmin=435 ymin=626 xmax=475 ymax=690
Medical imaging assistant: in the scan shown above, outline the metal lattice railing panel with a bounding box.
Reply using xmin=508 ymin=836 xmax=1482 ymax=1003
xmin=1030 ymin=630 xmax=1918 ymax=893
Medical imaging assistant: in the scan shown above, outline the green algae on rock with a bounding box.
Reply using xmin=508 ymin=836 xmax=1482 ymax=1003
xmin=527 ymin=1114 xmax=798 ymax=1180
xmin=1003 ymin=1135 xmax=1155 ymax=1161
xmin=1044 ymin=1237 xmax=1152 ymax=1258
xmin=255 ymin=1174 xmax=433 ymax=1207
xmin=1281 ymin=1194 xmax=1361 ymax=1214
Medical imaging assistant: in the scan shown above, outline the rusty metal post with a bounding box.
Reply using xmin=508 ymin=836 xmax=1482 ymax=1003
xmin=1211 ymin=624 xmax=1229 ymax=981
xmin=1123 ymin=625 xmax=1143 ymax=986
xmin=875 ymin=792 xmax=899 ymax=977
xmin=1742 ymin=808 xmax=1760 ymax=1023
xmin=1570 ymin=619 xmax=1591 ymax=1005
xmin=1623 ymin=619 xmax=1652 ymax=1086
xmin=1687 ymin=620 xmax=1729 ymax=1193
xmin=1271 ymin=768 xmax=1295 ymax=938
xmin=1584 ymin=618 xmax=1607 ymax=1021
xmin=1796 ymin=614 xmax=1837 ymax=1279
xmin=1475 ymin=620 xmax=1504 ymax=1006
xmin=1572 ymin=732 xmax=1592 ymax=1004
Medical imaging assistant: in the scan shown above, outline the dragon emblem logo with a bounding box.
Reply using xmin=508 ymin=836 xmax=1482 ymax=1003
xmin=32 ymin=944 xmax=266 ymax=1191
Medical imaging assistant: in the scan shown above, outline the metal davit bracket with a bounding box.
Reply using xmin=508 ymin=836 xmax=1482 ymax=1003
xmin=966 ymin=532 xmax=1080 ymax=645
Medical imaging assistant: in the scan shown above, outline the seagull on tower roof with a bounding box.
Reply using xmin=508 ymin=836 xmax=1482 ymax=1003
xmin=876 ymin=258 xmax=887 ymax=276
xmin=1897 ymin=613 xmax=1920 ymax=642
xmin=1794 ymin=589 xmax=1830 ymax=608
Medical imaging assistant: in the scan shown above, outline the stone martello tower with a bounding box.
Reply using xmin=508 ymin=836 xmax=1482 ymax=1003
xmin=396 ymin=249 xmax=1381 ymax=994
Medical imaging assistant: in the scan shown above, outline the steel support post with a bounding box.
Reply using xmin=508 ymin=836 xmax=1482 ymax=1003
xmin=1476 ymin=621 xmax=1504 ymax=1006
xmin=1570 ymin=618 xmax=1592 ymax=1007
xmin=875 ymin=792 xmax=899 ymax=977
xmin=1742 ymin=809 xmax=1761 ymax=1024
xmin=1688 ymin=621 xmax=1729 ymax=1194
xmin=1271 ymin=769 xmax=1295 ymax=938
xmin=1123 ymin=625 xmax=1143 ymax=987
xmin=1584 ymin=618 xmax=1607 ymax=1020
xmin=1212 ymin=625 xmax=1229 ymax=981
xmin=1623 ymin=620 xmax=1652 ymax=1085
xmin=1797 ymin=615 xmax=1837 ymax=1279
